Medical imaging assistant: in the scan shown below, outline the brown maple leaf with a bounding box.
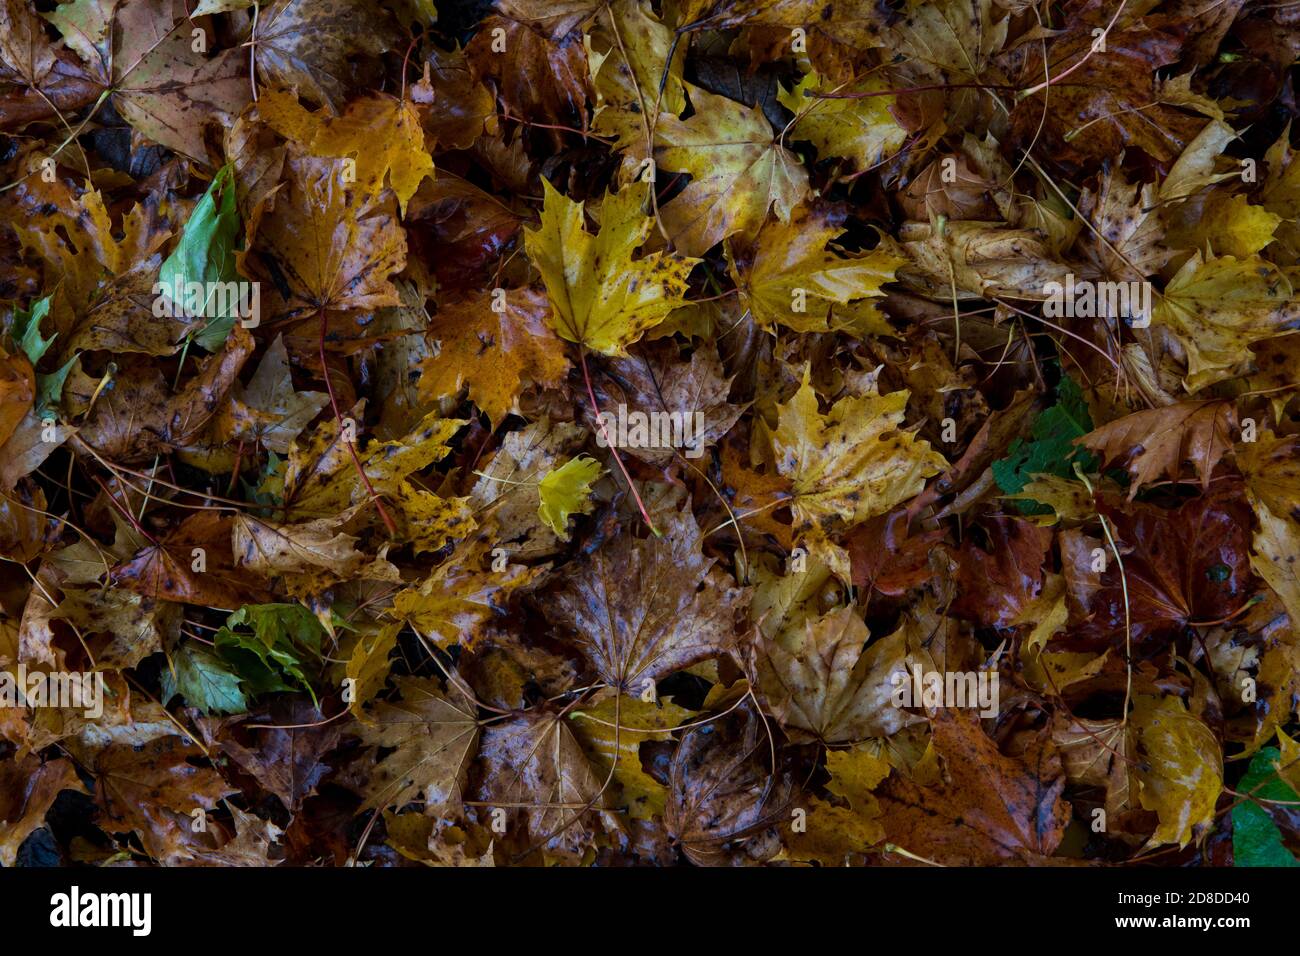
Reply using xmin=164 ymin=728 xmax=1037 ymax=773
xmin=550 ymin=491 xmax=749 ymax=693
xmin=1078 ymin=401 xmax=1238 ymax=498
xmin=91 ymin=735 xmax=236 ymax=863
xmin=877 ymin=708 xmax=1071 ymax=865
xmin=419 ymin=286 xmax=569 ymax=426
xmin=665 ymin=704 xmax=796 ymax=866
xmin=1060 ymin=485 xmax=1254 ymax=649
xmin=951 ymin=517 xmax=1054 ymax=629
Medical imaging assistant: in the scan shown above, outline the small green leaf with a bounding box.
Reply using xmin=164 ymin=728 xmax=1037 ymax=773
xmin=10 ymin=295 xmax=78 ymax=415
xmin=158 ymin=165 xmax=243 ymax=352
xmin=993 ymin=375 xmax=1097 ymax=512
xmin=538 ymin=455 xmax=603 ymax=539
xmin=11 ymin=295 xmax=54 ymax=365
xmin=162 ymin=644 xmax=247 ymax=715
xmin=1232 ymin=747 xmax=1300 ymax=867
xmin=211 ymin=603 xmax=328 ymax=705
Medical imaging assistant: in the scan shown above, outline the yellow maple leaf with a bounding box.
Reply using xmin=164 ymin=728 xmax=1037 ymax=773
xmin=772 ymin=369 xmax=947 ymax=534
xmin=777 ymin=71 xmax=907 ymax=174
xmin=524 ymin=178 xmax=697 ymax=355
xmin=1131 ymin=694 xmax=1222 ymax=849
xmin=1166 ymin=192 xmax=1280 ymax=259
xmin=258 ymin=88 xmax=434 ymax=216
xmin=537 ymin=455 xmax=602 ymax=539
xmin=1152 ymin=252 xmax=1298 ymax=391
xmin=728 ymin=205 xmax=904 ymax=333
xmin=654 ymin=83 xmax=809 ymax=256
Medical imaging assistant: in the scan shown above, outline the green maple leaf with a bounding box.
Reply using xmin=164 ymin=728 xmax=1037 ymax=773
xmin=162 ymin=644 xmax=247 ymax=715
xmin=993 ymin=375 xmax=1097 ymax=512
xmin=9 ymin=295 xmax=77 ymax=414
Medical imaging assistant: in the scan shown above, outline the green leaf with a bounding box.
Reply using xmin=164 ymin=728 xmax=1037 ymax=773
xmin=9 ymin=295 xmax=78 ymax=415
xmin=211 ymin=603 xmax=327 ymax=705
xmin=1232 ymin=746 xmax=1300 ymax=867
xmin=158 ymin=165 xmax=243 ymax=352
xmin=537 ymin=455 xmax=602 ymax=539
xmin=162 ymin=644 xmax=247 ymax=715
xmin=11 ymin=295 xmax=54 ymax=365
xmin=992 ymin=375 xmax=1096 ymax=511
xmin=227 ymin=603 xmax=325 ymax=654
xmin=36 ymin=354 xmax=77 ymax=413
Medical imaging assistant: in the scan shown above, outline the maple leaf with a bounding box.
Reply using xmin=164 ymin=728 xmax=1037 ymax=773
xmin=586 ymin=342 xmax=745 ymax=464
xmin=246 ymin=0 xmax=398 ymax=110
xmin=283 ymin=409 xmax=473 ymax=550
xmin=1238 ymin=430 xmax=1300 ymax=628
xmin=525 ymin=178 xmax=697 ymax=355
xmin=405 ymin=172 xmax=523 ymax=291
xmin=356 ymin=677 xmax=480 ymax=815
xmin=112 ymin=510 xmax=273 ymax=608
xmin=1077 ymin=166 xmax=1172 ymax=282
xmin=727 ymin=204 xmax=904 ymax=334
xmin=776 ymin=72 xmax=907 ymax=174
xmin=90 ymin=735 xmax=236 ymax=862
xmin=44 ymin=0 xmax=249 ymax=164
xmin=217 ymin=334 xmax=329 ymax=454
xmin=845 ymin=510 xmax=942 ymax=596
xmin=551 ymin=490 xmax=748 ymax=693
xmin=474 ymin=707 xmax=623 ymax=863
xmin=51 ymin=585 xmax=179 ymax=670
xmin=470 ymin=419 xmax=589 ymax=559
xmin=888 ymin=0 xmax=1008 ymax=86
xmin=417 ymin=286 xmax=569 ymax=426
xmin=243 ymin=154 xmax=408 ymax=323
xmin=1062 ymin=487 xmax=1254 ymax=649
xmin=537 ymin=455 xmax=602 ymax=539
xmin=466 ymin=14 xmax=590 ymax=141
xmin=899 ymin=219 xmax=1071 ymax=301
xmin=751 ymin=606 xmax=924 ymax=744
xmin=782 ymin=746 xmax=891 ymax=865
xmin=654 ymin=82 xmax=810 ymax=257
xmin=1007 ymin=15 xmax=1203 ymax=175
xmin=951 ymin=517 xmax=1053 ymax=629
xmin=0 ymin=754 xmax=84 ymax=867
xmin=665 ymin=704 xmax=796 ymax=866
xmin=409 ymin=46 xmax=497 ymax=153
xmin=1152 ymin=252 xmax=1299 ymax=391
xmin=588 ymin=0 xmax=686 ymax=152
xmin=390 ymin=535 xmax=546 ymax=649
xmin=720 ymin=440 xmax=795 ymax=549
xmin=568 ymin=689 xmax=694 ymax=820
xmin=772 ymin=369 xmax=947 ymax=536
xmin=1077 ymin=401 xmax=1238 ymax=498
xmin=1131 ymin=694 xmax=1223 ymax=848
xmin=13 ymin=186 xmax=177 ymax=351
xmin=877 ymin=708 xmax=1070 ymax=865
xmin=74 ymin=325 xmax=254 ymax=463
xmin=1167 ymin=191 xmax=1281 ymax=260
xmin=231 ymin=513 xmax=366 ymax=579
xmin=257 ymin=87 xmax=434 ymax=216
